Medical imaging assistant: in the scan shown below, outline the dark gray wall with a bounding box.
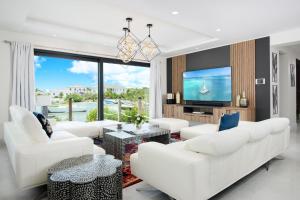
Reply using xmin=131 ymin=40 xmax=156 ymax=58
xmin=166 ymin=46 xmax=230 ymax=92
xmin=186 ymin=46 xmax=230 ymax=71
xmin=255 ymin=37 xmax=270 ymax=121
xmin=167 ymin=58 xmax=172 ymax=93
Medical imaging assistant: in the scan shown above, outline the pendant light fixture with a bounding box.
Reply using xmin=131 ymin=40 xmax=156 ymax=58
xmin=140 ymin=24 xmax=161 ymax=62
xmin=117 ymin=18 xmax=161 ymax=63
xmin=117 ymin=18 xmax=140 ymax=63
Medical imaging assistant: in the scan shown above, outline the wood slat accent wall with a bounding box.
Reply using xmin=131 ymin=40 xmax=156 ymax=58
xmin=230 ymin=40 xmax=256 ymax=108
xmin=172 ymin=55 xmax=186 ymax=94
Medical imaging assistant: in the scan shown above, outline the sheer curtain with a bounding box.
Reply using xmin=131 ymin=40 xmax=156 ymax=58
xmin=149 ymin=57 xmax=166 ymax=119
xmin=10 ymin=42 xmax=35 ymax=111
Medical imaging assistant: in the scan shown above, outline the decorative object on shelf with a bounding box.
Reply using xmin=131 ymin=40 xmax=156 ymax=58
xmin=117 ymin=18 xmax=161 ymax=63
xmin=140 ymin=24 xmax=161 ymax=61
xmin=236 ymin=94 xmax=241 ymax=107
xmin=36 ymin=95 xmax=51 ymax=118
xmin=133 ymin=114 xmax=146 ymax=128
xmin=117 ymin=18 xmax=140 ymax=63
xmin=239 ymin=91 xmax=248 ymax=108
xmin=176 ymin=91 xmax=181 ymax=104
xmin=166 ymin=93 xmax=175 ymax=104
xmin=290 ymin=63 xmax=296 ymax=87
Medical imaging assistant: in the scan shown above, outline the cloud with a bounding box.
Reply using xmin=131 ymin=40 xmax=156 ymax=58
xmin=103 ymin=63 xmax=150 ymax=88
xmin=68 ymin=61 xmax=149 ymax=88
xmin=68 ymin=60 xmax=98 ymax=74
xmin=34 ymin=56 xmax=46 ymax=68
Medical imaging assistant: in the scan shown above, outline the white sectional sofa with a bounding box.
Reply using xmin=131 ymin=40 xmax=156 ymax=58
xmin=131 ymin=118 xmax=290 ymax=200
xmin=4 ymin=106 xmax=105 ymax=189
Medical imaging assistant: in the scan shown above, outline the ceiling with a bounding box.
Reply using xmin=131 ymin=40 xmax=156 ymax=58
xmin=1 ymin=0 xmax=300 ymax=57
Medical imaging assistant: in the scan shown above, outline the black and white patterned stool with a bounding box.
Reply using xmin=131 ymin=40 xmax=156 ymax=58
xmin=48 ymin=154 xmax=122 ymax=200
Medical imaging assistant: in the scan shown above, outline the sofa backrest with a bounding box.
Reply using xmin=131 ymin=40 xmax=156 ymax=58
xmin=185 ymin=127 xmax=250 ymax=156
xmin=9 ymin=105 xmax=49 ymax=143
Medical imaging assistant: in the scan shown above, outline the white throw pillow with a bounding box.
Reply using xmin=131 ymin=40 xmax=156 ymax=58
xmin=185 ymin=127 xmax=250 ymax=156
xmin=10 ymin=105 xmax=49 ymax=143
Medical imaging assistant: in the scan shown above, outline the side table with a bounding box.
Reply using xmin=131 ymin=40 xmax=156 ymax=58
xmin=48 ymin=154 xmax=122 ymax=200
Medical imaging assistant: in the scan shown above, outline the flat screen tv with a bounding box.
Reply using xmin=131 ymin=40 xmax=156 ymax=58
xmin=183 ymin=66 xmax=232 ymax=102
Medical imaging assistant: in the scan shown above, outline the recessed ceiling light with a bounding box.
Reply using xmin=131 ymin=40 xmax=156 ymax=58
xmin=216 ymin=28 xmax=221 ymax=32
xmin=171 ymin=11 xmax=179 ymax=15
xmin=52 ymin=34 xmax=57 ymax=37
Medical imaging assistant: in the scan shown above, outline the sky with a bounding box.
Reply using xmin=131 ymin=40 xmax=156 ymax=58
xmin=35 ymin=56 xmax=150 ymax=90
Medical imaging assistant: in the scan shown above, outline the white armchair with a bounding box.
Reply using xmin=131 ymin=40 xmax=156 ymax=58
xmin=4 ymin=106 xmax=104 ymax=189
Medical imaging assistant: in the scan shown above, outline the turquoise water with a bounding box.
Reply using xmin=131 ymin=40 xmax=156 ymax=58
xmin=38 ymin=99 xmax=118 ymax=122
xmin=183 ymin=75 xmax=232 ymax=101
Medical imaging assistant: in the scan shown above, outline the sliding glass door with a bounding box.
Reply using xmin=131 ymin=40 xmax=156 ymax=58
xmin=103 ymin=63 xmax=150 ymax=123
xmin=34 ymin=55 xmax=99 ymax=122
xmin=34 ymin=50 xmax=150 ymax=122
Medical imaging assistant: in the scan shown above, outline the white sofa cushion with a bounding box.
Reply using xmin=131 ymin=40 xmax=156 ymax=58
xmin=149 ymin=118 xmax=189 ymax=133
xmin=238 ymin=121 xmax=271 ymax=142
xmin=50 ymin=130 xmax=105 ymax=155
xmin=53 ymin=120 xmax=119 ymax=138
xmin=185 ymin=128 xmax=250 ymax=156
xmin=262 ymin=118 xmax=289 ymax=134
xmin=180 ymin=124 xmax=218 ymax=140
xmin=50 ymin=131 xmax=77 ymax=141
xmin=10 ymin=106 xmax=49 ymax=143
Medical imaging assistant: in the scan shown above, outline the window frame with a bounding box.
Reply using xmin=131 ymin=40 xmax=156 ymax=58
xmin=34 ymin=49 xmax=150 ymax=120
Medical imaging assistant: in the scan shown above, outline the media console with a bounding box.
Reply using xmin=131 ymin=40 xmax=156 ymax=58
xmin=163 ymin=104 xmax=255 ymax=123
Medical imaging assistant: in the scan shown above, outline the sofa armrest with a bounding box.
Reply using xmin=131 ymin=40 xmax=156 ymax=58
xmin=15 ymin=137 xmax=94 ymax=189
xmin=131 ymin=142 xmax=210 ymax=200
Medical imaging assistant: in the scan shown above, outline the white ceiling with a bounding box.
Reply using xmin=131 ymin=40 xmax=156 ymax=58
xmin=1 ymin=0 xmax=300 ymax=57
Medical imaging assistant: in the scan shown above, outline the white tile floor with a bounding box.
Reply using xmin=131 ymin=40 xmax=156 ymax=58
xmin=1 ymin=126 xmax=300 ymax=200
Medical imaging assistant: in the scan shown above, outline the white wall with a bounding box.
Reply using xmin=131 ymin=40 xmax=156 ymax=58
xmin=0 ymin=37 xmax=11 ymax=141
xmin=0 ymin=29 xmax=151 ymax=140
xmin=277 ymin=46 xmax=299 ymax=128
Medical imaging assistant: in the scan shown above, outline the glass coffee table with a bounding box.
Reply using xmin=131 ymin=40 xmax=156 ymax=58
xmin=103 ymin=123 xmax=170 ymax=165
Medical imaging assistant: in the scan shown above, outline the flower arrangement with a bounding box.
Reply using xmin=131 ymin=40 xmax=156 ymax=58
xmin=133 ymin=114 xmax=146 ymax=128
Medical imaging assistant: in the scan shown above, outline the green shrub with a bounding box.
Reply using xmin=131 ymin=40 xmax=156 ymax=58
xmin=65 ymin=93 xmax=83 ymax=102
xmin=86 ymin=108 xmax=98 ymax=122
xmin=104 ymin=106 xmax=118 ymax=121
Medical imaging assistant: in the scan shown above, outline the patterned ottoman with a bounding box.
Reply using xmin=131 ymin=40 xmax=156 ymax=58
xmin=48 ymin=154 xmax=122 ymax=200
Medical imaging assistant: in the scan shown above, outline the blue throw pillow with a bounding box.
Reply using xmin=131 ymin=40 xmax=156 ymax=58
xmin=218 ymin=112 xmax=240 ymax=131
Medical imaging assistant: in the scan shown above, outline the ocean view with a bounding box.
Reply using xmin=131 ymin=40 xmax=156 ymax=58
xmin=183 ymin=76 xmax=232 ymax=101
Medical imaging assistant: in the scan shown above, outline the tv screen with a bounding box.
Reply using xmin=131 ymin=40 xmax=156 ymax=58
xmin=183 ymin=66 xmax=232 ymax=102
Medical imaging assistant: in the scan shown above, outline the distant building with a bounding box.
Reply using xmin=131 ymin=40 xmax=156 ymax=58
xmin=45 ymin=85 xmax=97 ymax=97
xmin=104 ymin=84 xmax=126 ymax=94
xmin=39 ymin=85 xmax=128 ymax=97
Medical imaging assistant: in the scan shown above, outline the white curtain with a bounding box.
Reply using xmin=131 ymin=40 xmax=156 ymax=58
xmin=10 ymin=42 xmax=35 ymax=111
xmin=150 ymin=57 xmax=166 ymax=119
